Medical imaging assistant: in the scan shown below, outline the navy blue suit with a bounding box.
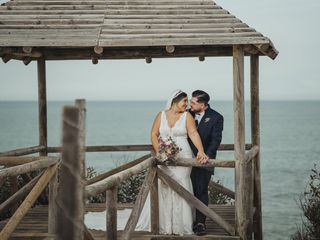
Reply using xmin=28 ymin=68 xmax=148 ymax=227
xmin=188 ymin=105 xmax=224 ymax=225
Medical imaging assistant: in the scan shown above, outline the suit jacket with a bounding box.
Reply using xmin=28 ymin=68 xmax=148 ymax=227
xmin=188 ymin=105 xmax=224 ymax=173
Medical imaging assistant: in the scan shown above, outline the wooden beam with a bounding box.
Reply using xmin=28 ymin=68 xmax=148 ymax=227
xmin=47 ymin=143 xmax=252 ymax=153
xmin=48 ymin=166 xmax=58 ymax=235
xmin=0 ymin=164 xmax=57 ymax=240
xmin=0 ymin=145 xmax=45 ymax=157
xmin=37 ymin=58 xmax=47 ymax=156
xmin=122 ymin=166 xmax=157 ymax=239
xmin=157 ymin=168 xmax=235 ymax=235
xmin=56 ymin=106 xmax=84 ymax=240
xmin=22 ymin=46 xmax=32 ymax=54
xmin=157 ymin=158 xmax=235 ymax=168
xmin=86 ymin=157 xmax=154 ymax=197
xmin=106 ymin=186 xmax=117 ymax=240
xmin=94 ymin=46 xmax=103 ymax=54
xmin=250 ymin=54 xmax=262 ymax=240
xmin=0 ymin=157 xmax=59 ymax=179
xmin=233 ymin=45 xmax=252 ymax=240
xmin=0 ymin=156 xmax=54 ymax=166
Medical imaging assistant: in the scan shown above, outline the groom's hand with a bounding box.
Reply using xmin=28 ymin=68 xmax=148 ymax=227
xmin=196 ymin=152 xmax=209 ymax=164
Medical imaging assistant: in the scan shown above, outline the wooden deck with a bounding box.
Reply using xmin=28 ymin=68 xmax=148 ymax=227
xmin=0 ymin=203 xmax=239 ymax=239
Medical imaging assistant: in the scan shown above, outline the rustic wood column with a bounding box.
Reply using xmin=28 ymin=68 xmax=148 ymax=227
xmin=251 ymin=54 xmax=262 ymax=240
xmin=106 ymin=186 xmax=117 ymax=240
xmin=37 ymin=58 xmax=47 ymax=156
xmin=233 ymin=45 xmax=252 ymax=240
xmin=56 ymin=106 xmax=84 ymax=240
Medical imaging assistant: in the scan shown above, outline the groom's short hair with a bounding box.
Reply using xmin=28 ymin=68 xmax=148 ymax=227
xmin=192 ymin=90 xmax=210 ymax=106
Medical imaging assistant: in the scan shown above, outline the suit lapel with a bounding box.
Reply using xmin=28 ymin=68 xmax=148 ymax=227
xmin=197 ymin=107 xmax=210 ymax=128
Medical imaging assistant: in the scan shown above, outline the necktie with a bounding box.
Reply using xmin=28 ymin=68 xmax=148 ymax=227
xmin=195 ymin=119 xmax=199 ymax=127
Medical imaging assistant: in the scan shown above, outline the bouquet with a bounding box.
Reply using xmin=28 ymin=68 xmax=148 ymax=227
xmin=156 ymin=136 xmax=181 ymax=165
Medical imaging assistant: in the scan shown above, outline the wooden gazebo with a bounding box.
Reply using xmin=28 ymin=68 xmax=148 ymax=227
xmin=0 ymin=0 xmax=278 ymax=239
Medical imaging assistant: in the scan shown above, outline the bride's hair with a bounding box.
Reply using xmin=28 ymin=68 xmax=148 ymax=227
xmin=171 ymin=91 xmax=187 ymax=106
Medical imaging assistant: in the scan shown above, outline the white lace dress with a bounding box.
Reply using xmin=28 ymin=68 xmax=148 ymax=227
xmin=85 ymin=111 xmax=194 ymax=235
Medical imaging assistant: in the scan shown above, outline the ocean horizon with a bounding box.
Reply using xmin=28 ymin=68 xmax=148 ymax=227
xmin=1 ymin=100 xmax=319 ymax=239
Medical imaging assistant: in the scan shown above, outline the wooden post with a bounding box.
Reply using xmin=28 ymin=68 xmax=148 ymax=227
xmin=56 ymin=106 xmax=84 ymax=240
xmin=251 ymin=54 xmax=262 ymax=240
xmin=106 ymin=186 xmax=117 ymax=240
xmin=233 ymin=45 xmax=252 ymax=240
xmin=48 ymin=170 xmax=58 ymax=234
xmin=37 ymin=58 xmax=47 ymax=155
xmin=150 ymin=167 xmax=159 ymax=234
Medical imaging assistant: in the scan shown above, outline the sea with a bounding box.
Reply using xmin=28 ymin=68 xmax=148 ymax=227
xmin=0 ymin=100 xmax=319 ymax=239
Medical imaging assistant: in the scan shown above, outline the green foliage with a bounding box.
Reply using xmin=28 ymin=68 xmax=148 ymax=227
xmin=208 ymin=179 xmax=233 ymax=205
xmin=292 ymin=164 xmax=320 ymax=240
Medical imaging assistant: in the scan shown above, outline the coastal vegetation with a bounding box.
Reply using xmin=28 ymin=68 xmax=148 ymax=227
xmin=292 ymin=165 xmax=320 ymax=240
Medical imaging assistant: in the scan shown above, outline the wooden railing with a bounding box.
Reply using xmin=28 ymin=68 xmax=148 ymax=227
xmin=0 ymin=156 xmax=59 ymax=240
xmin=0 ymin=99 xmax=259 ymax=240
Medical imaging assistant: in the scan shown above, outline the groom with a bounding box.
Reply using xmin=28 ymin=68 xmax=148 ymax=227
xmin=188 ymin=90 xmax=224 ymax=235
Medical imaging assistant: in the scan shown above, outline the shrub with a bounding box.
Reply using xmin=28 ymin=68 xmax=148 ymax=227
xmin=292 ymin=164 xmax=320 ymax=240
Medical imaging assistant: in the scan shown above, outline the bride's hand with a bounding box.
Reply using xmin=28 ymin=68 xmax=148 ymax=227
xmin=196 ymin=152 xmax=209 ymax=164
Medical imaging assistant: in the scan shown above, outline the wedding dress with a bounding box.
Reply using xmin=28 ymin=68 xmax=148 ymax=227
xmin=85 ymin=111 xmax=194 ymax=235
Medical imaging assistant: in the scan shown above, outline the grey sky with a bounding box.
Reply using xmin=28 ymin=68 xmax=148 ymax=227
xmin=1 ymin=0 xmax=319 ymax=101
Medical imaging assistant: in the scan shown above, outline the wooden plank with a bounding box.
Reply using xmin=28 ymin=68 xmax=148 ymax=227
xmin=106 ymin=186 xmax=117 ymax=240
xmin=5 ymin=0 xmax=215 ymax=5
xmin=0 ymin=165 xmax=57 ymax=240
xmin=99 ymin=28 xmax=255 ymax=34
xmin=0 ymin=39 xmax=99 ymax=47
xmin=99 ymin=32 xmax=262 ymax=39
xmin=0 ymin=157 xmax=59 ymax=179
xmin=157 ymin=168 xmax=235 ymax=236
xmin=250 ymin=54 xmax=262 ymax=240
xmin=122 ymin=167 xmax=157 ymax=239
xmin=0 ymin=22 xmax=248 ymax=29
xmin=56 ymin=106 xmax=84 ymax=240
xmin=86 ymin=157 xmax=154 ymax=197
xmin=98 ymin=36 xmax=270 ymax=47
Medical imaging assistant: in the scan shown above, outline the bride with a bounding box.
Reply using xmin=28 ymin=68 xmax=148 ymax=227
xmin=85 ymin=90 xmax=208 ymax=235
xmin=135 ymin=90 xmax=208 ymax=234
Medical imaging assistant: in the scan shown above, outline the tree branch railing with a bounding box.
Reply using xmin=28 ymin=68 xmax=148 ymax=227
xmin=0 ymin=157 xmax=59 ymax=180
xmin=0 ymin=145 xmax=46 ymax=157
xmin=47 ymin=143 xmax=253 ymax=153
xmin=0 ymin=164 xmax=59 ymax=240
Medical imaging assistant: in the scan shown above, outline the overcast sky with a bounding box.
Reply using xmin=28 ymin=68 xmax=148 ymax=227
xmin=1 ymin=0 xmax=319 ymax=101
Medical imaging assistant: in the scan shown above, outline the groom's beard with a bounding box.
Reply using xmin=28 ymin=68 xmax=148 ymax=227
xmin=190 ymin=109 xmax=202 ymax=114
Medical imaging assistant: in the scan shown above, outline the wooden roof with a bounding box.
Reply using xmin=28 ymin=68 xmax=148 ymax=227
xmin=0 ymin=0 xmax=278 ymax=61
